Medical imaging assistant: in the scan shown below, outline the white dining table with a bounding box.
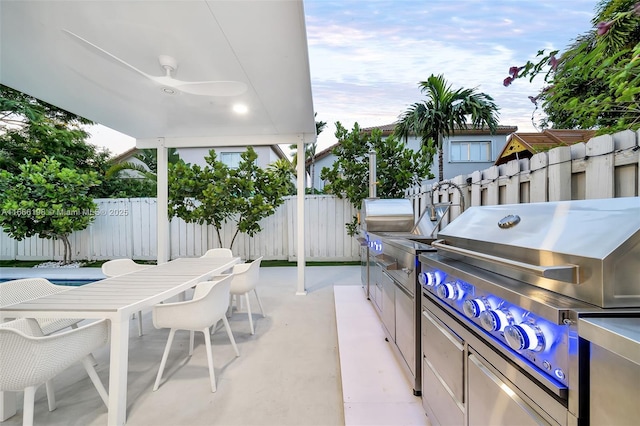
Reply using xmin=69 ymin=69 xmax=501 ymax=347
xmin=0 ymin=256 xmax=240 ymax=426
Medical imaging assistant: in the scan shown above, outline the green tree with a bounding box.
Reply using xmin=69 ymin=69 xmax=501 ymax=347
xmin=168 ymin=147 xmax=293 ymax=249
xmin=394 ymin=74 xmax=500 ymax=182
xmin=0 ymin=158 xmax=100 ymax=264
xmin=105 ymin=148 xmax=181 ymax=197
xmin=289 ymin=113 xmax=328 ymax=193
xmin=0 ymin=84 xmax=137 ymax=198
xmin=321 ymin=122 xmax=434 ymax=236
xmin=0 ymin=84 xmax=100 ymax=174
xmin=503 ymin=0 xmax=640 ymax=132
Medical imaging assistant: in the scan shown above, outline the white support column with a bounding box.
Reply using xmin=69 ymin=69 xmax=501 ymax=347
xmin=296 ymin=135 xmax=306 ymax=295
xmin=156 ymin=139 xmax=170 ymax=264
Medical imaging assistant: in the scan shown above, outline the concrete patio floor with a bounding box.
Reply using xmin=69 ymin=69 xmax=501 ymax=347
xmin=1 ymin=266 xmax=426 ymax=426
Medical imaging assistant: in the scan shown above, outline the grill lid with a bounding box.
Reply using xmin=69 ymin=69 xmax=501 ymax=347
xmin=361 ymin=198 xmax=414 ymax=232
xmin=434 ymin=197 xmax=640 ymax=308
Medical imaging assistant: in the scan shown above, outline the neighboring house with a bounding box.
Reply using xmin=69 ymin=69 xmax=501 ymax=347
xmin=111 ymin=145 xmax=291 ymax=176
xmin=306 ymin=144 xmax=339 ymax=192
xmin=494 ymin=129 xmax=596 ymax=166
xmin=308 ymin=123 xmax=518 ymax=190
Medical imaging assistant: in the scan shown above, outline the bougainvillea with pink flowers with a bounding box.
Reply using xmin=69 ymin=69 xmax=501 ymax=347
xmin=503 ymin=0 xmax=640 ymax=133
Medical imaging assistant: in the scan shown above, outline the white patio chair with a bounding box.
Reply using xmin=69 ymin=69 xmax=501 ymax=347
xmin=0 ymin=318 xmax=109 ymax=426
xmin=228 ymin=257 xmax=265 ymax=335
xmin=200 ymin=248 xmax=233 ymax=258
xmin=0 ymin=278 xmax=81 ymax=335
xmin=152 ymin=274 xmax=239 ymax=393
xmin=102 ymin=259 xmax=152 ymax=336
xmin=200 ymin=248 xmax=234 ymax=274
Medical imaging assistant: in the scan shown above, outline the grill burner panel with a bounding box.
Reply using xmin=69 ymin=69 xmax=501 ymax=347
xmin=419 ymin=254 xmax=596 ymax=391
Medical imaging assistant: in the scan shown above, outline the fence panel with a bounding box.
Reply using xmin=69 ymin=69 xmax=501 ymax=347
xmin=1 ymin=195 xmax=359 ymax=262
xmin=406 ymin=129 xmax=639 ymax=227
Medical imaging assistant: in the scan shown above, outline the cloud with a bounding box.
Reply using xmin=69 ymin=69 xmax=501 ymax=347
xmin=305 ymin=0 xmax=597 ymax=149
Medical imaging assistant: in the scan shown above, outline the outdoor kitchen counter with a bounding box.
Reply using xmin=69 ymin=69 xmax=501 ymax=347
xmin=579 ymin=315 xmax=640 ymax=425
xmin=579 ymin=316 xmax=640 ymax=365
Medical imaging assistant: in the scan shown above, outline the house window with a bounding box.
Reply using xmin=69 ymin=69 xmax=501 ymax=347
xmin=220 ymin=152 xmax=242 ymax=168
xmin=450 ymin=141 xmax=491 ymax=162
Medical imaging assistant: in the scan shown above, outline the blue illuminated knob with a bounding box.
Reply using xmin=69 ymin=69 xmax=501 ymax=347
xmin=419 ymin=270 xmax=444 ymax=287
xmin=463 ymin=297 xmax=495 ymax=318
xmin=504 ymin=323 xmax=545 ymax=352
xmin=436 ymin=282 xmax=460 ymax=300
xmin=479 ymin=309 xmax=514 ymax=332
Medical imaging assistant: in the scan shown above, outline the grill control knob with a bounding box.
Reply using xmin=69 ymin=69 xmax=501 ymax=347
xmin=436 ymin=282 xmax=461 ymax=300
xmin=479 ymin=309 xmax=514 ymax=332
xmin=504 ymin=323 xmax=545 ymax=352
xmin=419 ymin=270 xmax=444 ymax=287
xmin=463 ymin=297 xmax=495 ymax=318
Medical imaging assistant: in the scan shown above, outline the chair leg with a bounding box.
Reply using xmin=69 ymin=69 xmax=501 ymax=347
xmin=203 ymin=329 xmax=216 ymax=393
xmin=254 ymin=289 xmax=266 ymax=317
xmin=22 ymin=386 xmax=36 ymax=426
xmin=221 ymin=316 xmax=240 ymax=357
xmin=154 ymin=329 xmax=176 ymax=391
xmin=45 ymin=380 xmax=56 ymax=412
xmin=189 ymin=331 xmax=195 ymax=356
xmin=137 ymin=311 xmax=143 ymax=337
xmin=245 ymin=293 xmax=254 ymax=335
xmin=81 ymin=357 xmax=108 ymax=407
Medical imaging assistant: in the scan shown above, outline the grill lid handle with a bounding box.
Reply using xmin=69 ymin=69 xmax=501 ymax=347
xmin=431 ymin=240 xmax=579 ymax=284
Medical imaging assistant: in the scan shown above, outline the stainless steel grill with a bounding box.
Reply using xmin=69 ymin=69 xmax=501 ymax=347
xmin=358 ymin=198 xmax=437 ymax=395
xmin=418 ymin=197 xmax=640 ymax=426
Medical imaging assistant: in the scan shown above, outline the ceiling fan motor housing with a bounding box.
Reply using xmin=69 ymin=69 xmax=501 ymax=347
xmin=158 ymin=55 xmax=178 ymax=73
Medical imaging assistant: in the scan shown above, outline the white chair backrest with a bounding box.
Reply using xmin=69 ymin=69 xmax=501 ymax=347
xmin=0 ymin=278 xmax=66 ymax=307
xmin=195 ymin=275 xmax=233 ymax=321
xmin=155 ymin=275 xmax=233 ymax=331
xmin=0 ymin=318 xmax=109 ymax=391
xmin=230 ymin=257 xmax=263 ymax=294
xmin=102 ymin=259 xmax=150 ymax=277
xmin=201 ymin=248 xmax=233 ymax=258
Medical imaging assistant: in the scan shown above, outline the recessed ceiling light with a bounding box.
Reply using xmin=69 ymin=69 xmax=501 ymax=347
xmin=161 ymin=87 xmax=176 ymax=95
xmin=233 ymin=104 xmax=248 ymax=114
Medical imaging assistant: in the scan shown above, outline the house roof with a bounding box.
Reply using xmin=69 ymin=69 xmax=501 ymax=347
xmin=495 ymin=129 xmax=596 ymax=165
xmin=306 ymin=122 xmax=519 ymax=166
xmin=113 ymin=144 xmax=290 ymax=164
xmin=361 ymin=123 xmax=518 ymax=137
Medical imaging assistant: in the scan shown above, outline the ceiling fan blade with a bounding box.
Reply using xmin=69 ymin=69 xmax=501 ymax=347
xmin=64 ymin=30 xmax=247 ymax=97
xmin=174 ymin=81 xmax=248 ymax=97
xmin=63 ymin=29 xmax=152 ymax=80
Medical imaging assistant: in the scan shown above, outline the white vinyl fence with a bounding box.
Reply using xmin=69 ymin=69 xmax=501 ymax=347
xmin=5 ymin=130 xmax=638 ymax=262
xmin=0 ymin=195 xmax=360 ymax=262
xmin=407 ymin=129 xmax=640 ymax=228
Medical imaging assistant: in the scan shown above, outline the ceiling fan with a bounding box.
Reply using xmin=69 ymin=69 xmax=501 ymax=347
xmin=63 ymin=29 xmax=247 ymax=97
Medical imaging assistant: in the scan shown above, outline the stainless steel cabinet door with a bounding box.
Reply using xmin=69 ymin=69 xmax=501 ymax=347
xmin=380 ymin=270 xmax=395 ymax=339
xmin=395 ymin=280 xmax=414 ymax=374
xmin=468 ymin=353 xmax=559 ymax=426
xmin=421 ymin=309 xmax=465 ymax=426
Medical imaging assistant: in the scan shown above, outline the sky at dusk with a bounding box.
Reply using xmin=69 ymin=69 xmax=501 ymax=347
xmin=89 ymin=0 xmax=599 ymax=156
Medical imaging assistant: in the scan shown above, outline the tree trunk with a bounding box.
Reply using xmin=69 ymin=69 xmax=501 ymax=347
xmin=215 ymin=227 xmax=224 ymax=248
xmin=438 ymin=147 xmax=444 ymax=182
xmin=310 ymin=158 xmax=315 ymax=192
xmin=59 ymin=234 xmax=71 ymax=264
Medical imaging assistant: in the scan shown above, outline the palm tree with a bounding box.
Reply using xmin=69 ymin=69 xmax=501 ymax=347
xmin=106 ymin=148 xmax=181 ymax=181
xmin=289 ymin=114 xmax=327 ymax=191
xmin=394 ymin=74 xmax=499 ymax=182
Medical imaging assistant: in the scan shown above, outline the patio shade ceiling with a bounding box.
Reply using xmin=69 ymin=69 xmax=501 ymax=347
xmin=0 ymin=0 xmax=317 ymax=147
